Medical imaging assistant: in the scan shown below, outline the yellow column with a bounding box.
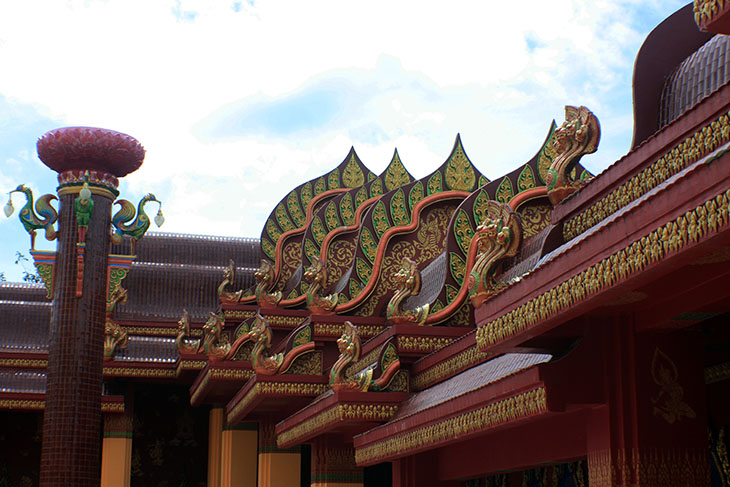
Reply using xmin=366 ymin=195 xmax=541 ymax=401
xmin=221 ymin=422 xmax=258 ymax=487
xmin=101 ymin=412 xmax=133 ymax=487
xmin=208 ymin=407 xmax=224 ymax=487
xmin=258 ymin=421 xmax=301 ymax=487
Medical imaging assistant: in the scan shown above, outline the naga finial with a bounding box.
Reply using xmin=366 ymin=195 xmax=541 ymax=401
xmin=176 ymin=309 xmax=200 ymax=354
xmin=386 ymin=257 xmax=429 ymax=325
xmin=201 ymin=311 xmax=230 ymax=361
xmin=103 ymin=283 xmax=129 ymax=362
xmin=329 ymin=323 xmax=401 ymax=392
xmin=254 ymin=259 xmax=282 ymax=308
xmin=218 ymin=259 xmax=243 ymax=304
xmin=111 ymin=193 xmax=164 ymax=253
xmin=303 ymin=255 xmax=338 ymax=314
xmin=329 ymin=322 xmax=363 ymax=390
xmin=468 ymin=201 xmax=522 ymax=307
xmin=106 ymin=286 xmax=128 ymax=315
xmin=249 ymin=314 xmax=284 ymax=374
xmin=103 ymin=319 xmax=129 ymax=361
xmin=5 ymin=184 xmax=58 ymax=249
xmin=546 ymin=106 xmax=600 ymax=205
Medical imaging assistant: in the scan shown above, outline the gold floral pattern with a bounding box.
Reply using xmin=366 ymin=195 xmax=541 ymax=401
xmin=325 ymin=239 xmax=356 ymax=287
xmin=445 ymin=145 xmax=476 ymax=191
xmin=275 ymin=202 xmax=295 ymax=232
xmin=517 ymin=204 xmax=551 ymax=238
xmin=495 ymin=177 xmax=514 ymax=204
xmin=311 ymin=217 xmax=327 ymax=245
xmin=354 ymin=205 xmax=456 ymax=316
xmin=339 ymin=194 xmax=355 ymax=226
xmin=390 ymin=189 xmax=409 ymax=227
xmin=518 ymin=165 xmax=536 ymax=192
xmin=359 ymin=228 xmax=377 ymax=263
xmin=409 ymin=181 xmax=424 ymax=208
xmin=355 ymin=186 xmax=368 ymax=209
xmin=325 ymin=201 xmax=340 ymax=231
xmin=342 ymin=154 xmax=365 ymax=187
xmin=427 ymin=173 xmax=443 ymax=195
xmin=328 ymin=167 xmax=341 ymax=189
xmin=287 ymin=190 xmax=306 ymax=227
xmin=371 ymin=201 xmax=390 ymax=239
xmin=384 ymin=152 xmax=411 ymax=190
xmin=370 ymin=178 xmax=384 ymax=198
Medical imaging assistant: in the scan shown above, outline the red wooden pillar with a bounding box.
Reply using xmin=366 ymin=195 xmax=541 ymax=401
xmin=586 ymin=316 xmax=709 ymax=486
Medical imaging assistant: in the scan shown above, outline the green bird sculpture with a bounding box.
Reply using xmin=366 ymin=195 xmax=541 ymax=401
xmin=111 ymin=193 xmax=162 ymax=252
xmin=8 ymin=185 xmax=58 ymax=249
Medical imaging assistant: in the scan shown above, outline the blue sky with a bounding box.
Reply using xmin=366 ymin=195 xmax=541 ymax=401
xmin=0 ymin=0 xmax=688 ymax=281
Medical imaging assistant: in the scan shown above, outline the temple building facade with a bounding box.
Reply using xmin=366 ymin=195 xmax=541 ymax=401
xmin=3 ymin=2 xmax=730 ymax=486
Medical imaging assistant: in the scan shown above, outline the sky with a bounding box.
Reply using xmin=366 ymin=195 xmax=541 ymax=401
xmin=0 ymin=0 xmax=689 ymax=281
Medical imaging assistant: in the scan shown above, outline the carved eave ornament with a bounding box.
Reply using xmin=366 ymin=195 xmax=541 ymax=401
xmin=255 ymin=259 xmax=282 ymax=308
xmin=304 ymin=255 xmax=338 ymax=314
xmin=249 ymin=314 xmax=315 ymax=375
xmin=176 ymin=309 xmax=201 ymax=354
xmin=329 ymin=322 xmax=402 ymax=392
xmin=386 ymin=257 xmax=429 ymax=325
xmin=202 ymin=311 xmax=231 ymax=361
xmin=103 ymin=320 xmax=129 ymax=361
xmin=218 ymin=259 xmax=243 ymax=304
xmin=546 ymin=106 xmax=600 ymax=206
xmin=330 ymin=322 xmax=363 ymax=391
xmin=468 ymin=201 xmax=522 ymax=308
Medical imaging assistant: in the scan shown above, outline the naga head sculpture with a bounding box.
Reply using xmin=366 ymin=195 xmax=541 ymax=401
xmin=393 ymin=257 xmax=421 ymax=296
xmin=250 ymin=313 xmax=273 ymax=348
xmin=178 ymin=309 xmax=190 ymax=335
xmin=387 ymin=257 xmax=429 ymax=325
xmin=254 ymin=259 xmax=275 ymax=289
xmin=303 ymin=255 xmax=327 ymax=289
xmin=546 ymin=106 xmax=600 ymax=205
xmin=303 ymin=255 xmax=337 ymax=313
xmin=336 ymin=321 xmax=361 ymax=363
xmin=254 ymin=259 xmax=282 ymax=307
xmin=468 ymin=201 xmax=522 ymax=307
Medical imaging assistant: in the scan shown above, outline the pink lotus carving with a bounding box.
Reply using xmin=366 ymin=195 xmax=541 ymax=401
xmin=37 ymin=127 xmax=145 ymax=177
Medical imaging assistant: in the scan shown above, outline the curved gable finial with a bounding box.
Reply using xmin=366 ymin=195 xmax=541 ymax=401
xmin=546 ymin=106 xmax=600 ymax=205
